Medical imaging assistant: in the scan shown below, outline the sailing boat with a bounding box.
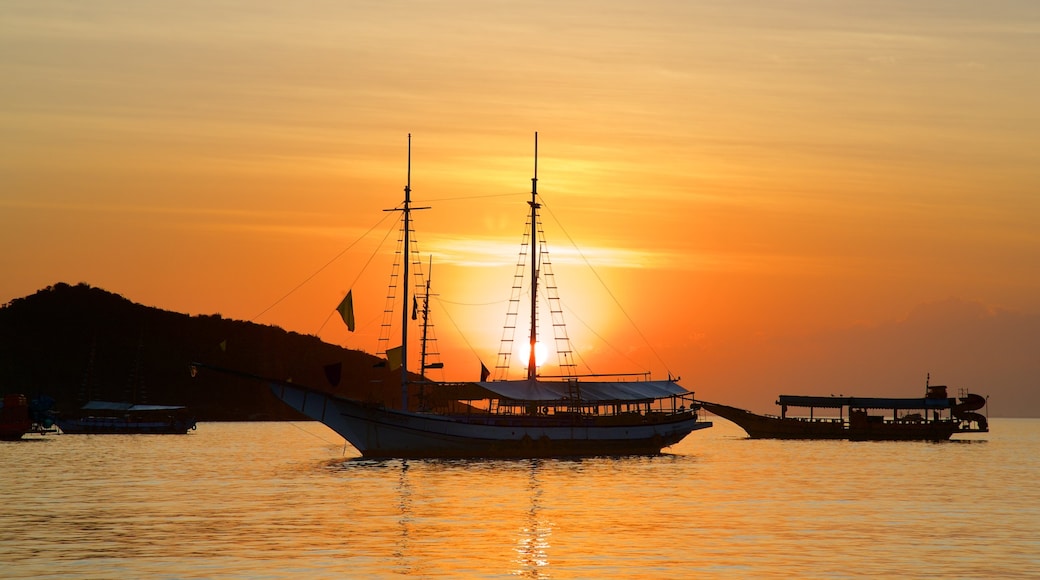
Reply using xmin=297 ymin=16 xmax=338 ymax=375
xmin=267 ymin=134 xmax=711 ymax=458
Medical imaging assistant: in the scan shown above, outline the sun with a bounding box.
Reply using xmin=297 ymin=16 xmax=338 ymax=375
xmin=517 ymin=341 xmax=550 ymax=368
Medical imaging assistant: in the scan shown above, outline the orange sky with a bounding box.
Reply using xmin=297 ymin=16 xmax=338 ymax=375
xmin=3 ymin=1 xmax=1039 ymax=415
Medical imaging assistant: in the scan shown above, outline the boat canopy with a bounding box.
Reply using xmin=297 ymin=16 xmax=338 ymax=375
xmin=81 ymin=400 xmax=187 ymax=412
xmin=777 ymin=395 xmax=953 ymax=410
xmin=465 ymin=380 xmax=690 ymax=403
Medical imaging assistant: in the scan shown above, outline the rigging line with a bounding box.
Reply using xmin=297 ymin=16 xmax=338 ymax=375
xmin=286 ymin=420 xmax=344 ymax=447
xmin=316 ymin=213 xmax=403 ymax=337
xmin=251 ymin=209 xmax=397 ymax=322
xmin=538 ymin=195 xmax=673 ymax=376
xmin=559 ymin=298 xmax=644 ymax=375
xmin=314 ymin=309 xmax=338 ymax=338
xmin=348 ymin=212 xmax=403 ymax=292
xmin=431 ymin=296 xmax=483 ymax=365
xmin=318 ymin=308 xmax=383 ymax=342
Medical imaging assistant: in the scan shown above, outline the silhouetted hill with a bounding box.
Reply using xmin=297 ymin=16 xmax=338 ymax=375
xmin=0 ymin=282 xmax=409 ymax=421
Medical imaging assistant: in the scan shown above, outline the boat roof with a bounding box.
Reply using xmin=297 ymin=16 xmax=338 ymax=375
xmin=465 ymin=379 xmax=690 ymax=402
xmin=81 ymin=400 xmax=187 ymax=412
xmin=777 ymin=395 xmax=953 ymax=410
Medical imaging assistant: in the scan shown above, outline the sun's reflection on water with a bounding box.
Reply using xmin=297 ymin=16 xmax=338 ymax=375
xmin=513 ymin=459 xmax=552 ymax=578
xmin=393 ymin=460 xmax=415 ymax=575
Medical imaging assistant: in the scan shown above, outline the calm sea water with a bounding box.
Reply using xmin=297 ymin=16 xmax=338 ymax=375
xmin=2 ymin=418 xmax=1037 ymax=579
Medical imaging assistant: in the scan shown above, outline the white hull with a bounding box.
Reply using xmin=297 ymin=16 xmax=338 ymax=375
xmin=272 ymin=382 xmax=711 ymax=458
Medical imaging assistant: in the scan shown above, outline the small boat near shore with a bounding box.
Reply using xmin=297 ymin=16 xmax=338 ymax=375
xmin=54 ymin=401 xmax=197 ymax=434
xmin=2 ymin=394 xmax=63 ymax=440
xmin=700 ymin=379 xmax=988 ymax=441
xmin=1 ymin=394 xmax=33 ymax=441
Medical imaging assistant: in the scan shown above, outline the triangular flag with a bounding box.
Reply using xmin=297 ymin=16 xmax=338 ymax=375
xmin=337 ymin=291 xmax=355 ymax=332
xmin=411 ymin=295 xmax=418 ymax=320
xmin=480 ymin=362 xmax=490 ymax=382
xmin=324 ymin=362 xmax=342 ymax=387
xmin=386 ymin=345 xmax=403 ymax=371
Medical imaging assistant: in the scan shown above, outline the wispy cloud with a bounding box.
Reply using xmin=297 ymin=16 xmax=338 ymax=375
xmin=421 ymin=233 xmax=827 ymax=274
xmin=0 ymin=197 xmax=385 ymax=241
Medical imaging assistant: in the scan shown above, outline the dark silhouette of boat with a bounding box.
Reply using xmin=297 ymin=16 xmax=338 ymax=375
xmin=225 ymin=134 xmax=713 ymax=458
xmin=1 ymin=394 xmax=33 ymax=441
xmin=54 ymin=401 xmax=197 ymax=434
xmin=700 ymin=378 xmax=988 ymax=441
xmin=54 ymin=335 xmax=196 ymax=434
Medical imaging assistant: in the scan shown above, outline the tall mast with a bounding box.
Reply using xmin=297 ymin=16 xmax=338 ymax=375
xmin=399 ymin=134 xmax=411 ymax=411
xmin=528 ymin=132 xmax=540 ymax=382
xmin=385 ymin=134 xmax=428 ymax=411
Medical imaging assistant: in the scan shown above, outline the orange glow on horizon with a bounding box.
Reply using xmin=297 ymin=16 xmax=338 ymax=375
xmin=2 ymin=1 xmax=1038 ymax=415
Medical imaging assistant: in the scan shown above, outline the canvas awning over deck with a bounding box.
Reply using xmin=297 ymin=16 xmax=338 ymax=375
xmin=451 ymin=380 xmax=691 ymax=403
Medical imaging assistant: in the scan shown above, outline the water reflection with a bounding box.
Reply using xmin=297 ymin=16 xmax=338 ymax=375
xmin=327 ymin=456 xmax=558 ymax=577
xmin=513 ymin=459 xmax=552 ymax=578
xmin=4 ymin=422 xmax=1036 ymax=578
xmin=394 ymin=460 xmax=415 ymax=575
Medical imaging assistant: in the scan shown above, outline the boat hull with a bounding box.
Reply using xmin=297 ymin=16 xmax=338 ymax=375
xmin=0 ymin=429 xmax=31 ymax=442
xmin=272 ymin=383 xmax=711 ymax=458
xmin=1 ymin=394 xmax=32 ymax=441
xmin=702 ymin=401 xmax=963 ymax=441
xmin=55 ymin=417 xmax=197 ymax=435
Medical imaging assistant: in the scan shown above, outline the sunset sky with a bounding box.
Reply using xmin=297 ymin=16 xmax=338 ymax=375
xmin=3 ymin=1 xmax=1038 ymax=415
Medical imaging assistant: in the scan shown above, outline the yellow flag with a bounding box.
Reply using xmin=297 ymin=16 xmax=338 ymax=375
xmin=337 ymin=290 xmax=355 ymax=332
xmin=386 ymin=345 xmax=403 ymax=371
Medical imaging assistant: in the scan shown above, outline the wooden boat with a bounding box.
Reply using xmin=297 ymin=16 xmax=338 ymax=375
xmin=54 ymin=401 xmax=197 ymax=434
xmin=700 ymin=380 xmax=988 ymax=441
xmin=1 ymin=393 xmax=33 ymax=441
xmin=263 ymin=134 xmax=711 ymax=458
